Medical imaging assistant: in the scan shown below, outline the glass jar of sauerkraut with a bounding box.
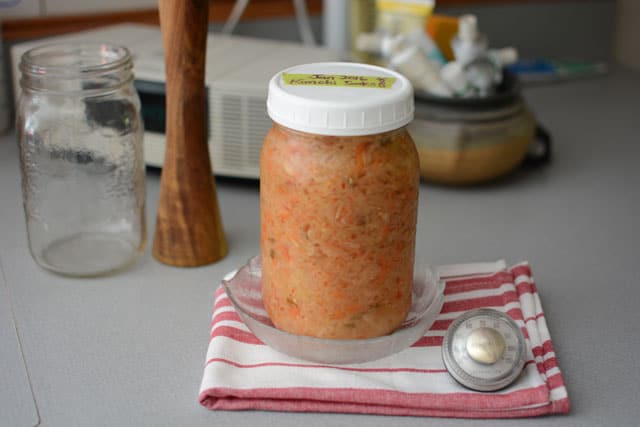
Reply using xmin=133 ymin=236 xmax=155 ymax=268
xmin=261 ymin=62 xmax=419 ymax=340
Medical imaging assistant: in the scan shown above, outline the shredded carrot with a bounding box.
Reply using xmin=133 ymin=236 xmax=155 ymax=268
xmin=373 ymin=256 xmax=390 ymax=285
xmin=331 ymin=301 xmax=363 ymax=320
xmin=354 ymin=142 xmax=369 ymax=176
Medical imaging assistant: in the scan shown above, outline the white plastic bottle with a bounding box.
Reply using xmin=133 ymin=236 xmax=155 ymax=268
xmin=464 ymin=47 xmax=519 ymax=94
xmin=465 ymin=58 xmax=499 ymax=96
xmin=451 ymin=15 xmax=488 ymax=66
xmin=440 ymin=61 xmax=473 ymax=97
xmin=390 ymin=45 xmax=452 ymax=97
xmin=357 ymin=30 xmax=446 ymax=69
xmin=487 ymin=47 xmax=519 ymax=68
xmin=442 ymin=40 xmax=519 ymax=97
xmin=405 ymin=30 xmax=447 ymax=67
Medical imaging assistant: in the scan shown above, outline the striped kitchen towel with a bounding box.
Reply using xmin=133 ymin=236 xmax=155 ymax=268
xmin=199 ymin=261 xmax=570 ymax=418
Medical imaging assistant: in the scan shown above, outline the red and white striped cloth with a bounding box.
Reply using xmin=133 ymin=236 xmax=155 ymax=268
xmin=199 ymin=261 xmax=570 ymax=418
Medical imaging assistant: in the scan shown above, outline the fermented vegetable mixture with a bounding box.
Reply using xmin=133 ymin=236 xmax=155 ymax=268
xmin=260 ymin=124 xmax=419 ymax=339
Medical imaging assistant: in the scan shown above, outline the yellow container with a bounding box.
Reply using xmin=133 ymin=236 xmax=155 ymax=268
xmin=376 ymin=0 xmax=435 ymax=35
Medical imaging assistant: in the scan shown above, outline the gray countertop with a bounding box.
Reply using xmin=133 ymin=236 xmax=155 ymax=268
xmin=1 ymin=68 xmax=639 ymax=426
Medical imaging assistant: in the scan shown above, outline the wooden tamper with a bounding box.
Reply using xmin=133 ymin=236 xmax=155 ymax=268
xmin=153 ymin=0 xmax=228 ymax=266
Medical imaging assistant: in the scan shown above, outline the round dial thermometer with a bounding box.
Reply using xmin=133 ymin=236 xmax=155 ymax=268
xmin=442 ymin=308 xmax=527 ymax=391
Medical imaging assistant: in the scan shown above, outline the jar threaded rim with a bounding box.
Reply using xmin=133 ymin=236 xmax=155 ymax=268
xmin=20 ymin=43 xmax=133 ymax=93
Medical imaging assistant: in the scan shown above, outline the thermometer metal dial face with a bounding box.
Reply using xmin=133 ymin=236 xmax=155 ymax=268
xmin=442 ymin=308 xmax=527 ymax=392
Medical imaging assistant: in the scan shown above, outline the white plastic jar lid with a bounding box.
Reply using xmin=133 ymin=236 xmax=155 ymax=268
xmin=267 ymin=62 xmax=414 ymax=136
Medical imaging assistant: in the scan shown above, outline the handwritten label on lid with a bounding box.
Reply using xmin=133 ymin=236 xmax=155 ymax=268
xmin=282 ymin=73 xmax=396 ymax=89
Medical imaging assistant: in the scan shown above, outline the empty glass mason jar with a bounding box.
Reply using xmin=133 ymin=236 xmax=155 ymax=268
xmin=17 ymin=43 xmax=146 ymax=277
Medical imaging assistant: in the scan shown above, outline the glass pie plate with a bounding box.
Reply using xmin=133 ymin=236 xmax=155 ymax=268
xmin=221 ymin=255 xmax=445 ymax=364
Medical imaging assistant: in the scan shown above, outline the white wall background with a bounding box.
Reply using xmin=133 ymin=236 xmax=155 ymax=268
xmin=209 ymin=0 xmax=618 ymax=61
xmin=437 ymin=0 xmax=616 ymax=61
xmin=0 ymin=0 xmax=621 ymax=63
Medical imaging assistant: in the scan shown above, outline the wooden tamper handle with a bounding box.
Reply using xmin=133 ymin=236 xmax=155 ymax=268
xmin=153 ymin=0 xmax=228 ymax=266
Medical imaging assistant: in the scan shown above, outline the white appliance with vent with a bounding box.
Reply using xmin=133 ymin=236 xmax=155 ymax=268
xmin=10 ymin=24 xmax=342 ymax=178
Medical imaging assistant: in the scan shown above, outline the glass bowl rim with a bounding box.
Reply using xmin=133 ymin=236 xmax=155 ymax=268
xmin=221 ymin=255 xmax=446 ymax=351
